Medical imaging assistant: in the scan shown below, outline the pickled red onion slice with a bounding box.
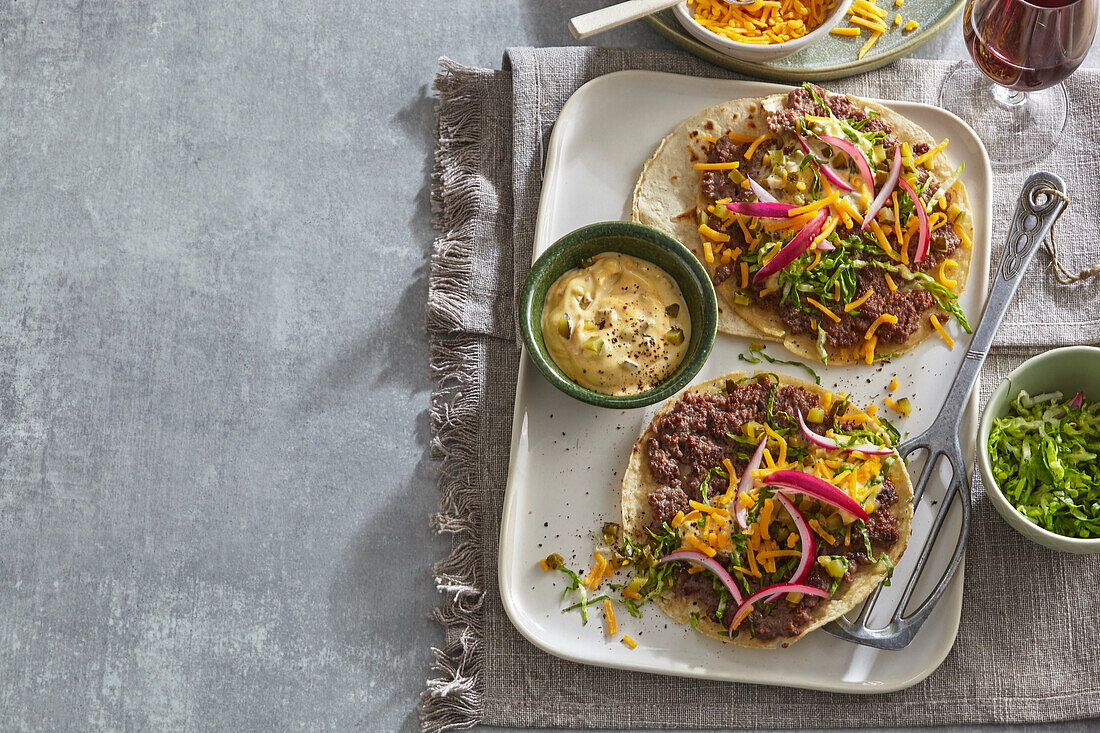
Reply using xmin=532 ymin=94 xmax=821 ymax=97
xmin=862 ymin=145 xmax=902 ymax=232
xmin=897 ymin=178 xmax=930 ymax=262
xmin=763 ymin=469 xmax=870 ymax=521
xmin=657 ymin=550 xmax=743 ymax=606
xmin=752 ymin=208 xmax=829 ymax=285
xmin=735 ymin=435 xmax=768 ymax=530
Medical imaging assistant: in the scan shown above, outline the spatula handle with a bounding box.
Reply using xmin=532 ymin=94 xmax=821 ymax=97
xmin=569 ymin=0 xmax=683 ymax=39
xmin=939 ymin=172 xmax=1067 ymax=432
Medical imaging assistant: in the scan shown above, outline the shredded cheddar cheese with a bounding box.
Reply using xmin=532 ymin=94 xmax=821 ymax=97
xmin=745 ymin=133 xmax=771 ymax=160
xmin=787 ymin=192 xmax=839 ymax=218
xmin=889 ymin=376 xmax=898 ymax=391
xmin=834 ymin=197 xmax=863 ymax=225
xmin=759 ymin=498 xmax=775 ymax=539
xmin=930 ymin=314 xmax=955 ymax=347
xmin=604 ymin=599 xmax=617 ymax=635
xmin=864 ymin=335 xmax=877 ymax=364
xmin=689 ymin=0 xmax=844 ymax=46
xmin=806 ymin=297 xmax=841 ymax=323
xmin=740 ymin=261 xmax=750 ymax=289
xmin=670 ymin=510 xmax=686 ymax=528
xmin=864 ymin=313 xmax=899 ymax=339
xmin=699 ymin=223 xmax=731 ymax=243
xmin=684 ymin=534 xmax=717 ymax=557
xmin=813 ymin=215 xmax=839 ymax=246
xmin=622 ymin=634 xmax=638 ymax=649
xmin=937 ymin=258 xmax=958 ymax=288
xmin=808 ymin=519 xmax=837 ymax=544
xmin=884 ymin=273 xmax=898 ymax=292
xmin=844 ymin=288 xmax=874 ymax=313
xmin=703 ymin=240 xmax=715 ymax=263
xmin=693 ymin=161 xmax=741 ymax=170
xmin=914 ymin=139 xmax=949 ymax=167
xmin=807 ymin=248 xmax=823 ymax=271
xmin=831 ymin=26 xmax=860 ymax=35
xmin=850 ymin=15 xmax=886 ymax=31
xmin=734 ymin=214 xmax=754 ymax=242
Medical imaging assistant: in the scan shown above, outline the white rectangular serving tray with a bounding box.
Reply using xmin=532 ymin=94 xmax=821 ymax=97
xmin=498 ymin=71 xmax=992 ymax=693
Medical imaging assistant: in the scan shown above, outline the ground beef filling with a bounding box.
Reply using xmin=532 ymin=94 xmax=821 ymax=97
xmin=700 ymin=86 xmax=961 ymax=347
xmin=646 ymin=381 xmax=902 ymax=642
xmin=645 ymin=380 xmax=822 ymax=507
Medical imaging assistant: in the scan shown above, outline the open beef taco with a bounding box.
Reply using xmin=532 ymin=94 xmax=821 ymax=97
xmin=632 ymin=84 xmax=974 ymax=365
xmin=620 ymin=371 xmax=912 ymax=648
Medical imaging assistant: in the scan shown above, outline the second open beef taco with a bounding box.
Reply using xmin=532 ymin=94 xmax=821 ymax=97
xmin=633 ymin=84 xmax=974 ymax=365
xmin=620 ymin=371 xmax=912 ymax=648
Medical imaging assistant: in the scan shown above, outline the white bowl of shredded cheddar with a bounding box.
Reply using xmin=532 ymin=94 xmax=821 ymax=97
xmin=675 ymin=0 xmax=854 ymax=61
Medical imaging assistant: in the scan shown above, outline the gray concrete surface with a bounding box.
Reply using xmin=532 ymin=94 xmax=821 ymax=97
xmin=0 ymin=1 xmax=1095 ymax=731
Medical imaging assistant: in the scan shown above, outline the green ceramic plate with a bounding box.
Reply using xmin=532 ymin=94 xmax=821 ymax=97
xmin=646 ymin=2 xmax=964 ymax=81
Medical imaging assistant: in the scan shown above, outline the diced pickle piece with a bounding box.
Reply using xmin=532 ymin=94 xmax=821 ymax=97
xmin=896 ymin=397 xmax=912 ymax=416
xmin=583 ymin=337 xmax=604 ymax=355
xmin=728 ymin=169 xmax=746 ymax=185
xmin=664 ymin=328 xmax=684 ymax=346
xmin=543 ymin=553 xmax=564 ymax=570
xmin=664 ymin=303 xmax=680 ymax=318
xmin=946 ymin=203 xmax=964 ymax=222
xmin=602 ymin=522 xmax=621 ymax=546
xmin=733 ymin=293 xmax=751 ymax=306
xmin=557 ymin=313 xmax=573 ymax=339
xmin=818 ymin=555 xmax=849 ymax=579
xmin=786 ymin=592 xmax=804 ymax=604
xmin=807 ymin=407 xmax=826 ymax=423
xmin=624 ymin=576 xmax=648 ymax=596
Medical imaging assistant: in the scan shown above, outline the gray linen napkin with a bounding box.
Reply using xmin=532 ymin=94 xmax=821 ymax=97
xmin=423 ymin=47 xmax=1100 ymax=732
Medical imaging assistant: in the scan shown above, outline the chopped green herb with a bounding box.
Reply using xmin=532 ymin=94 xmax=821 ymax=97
xmin=738 ymin=342 xmax=821 ymax=384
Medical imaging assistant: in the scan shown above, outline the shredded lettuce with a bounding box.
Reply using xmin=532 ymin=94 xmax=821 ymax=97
xmin=738 ymin=342 xmax=821 ymax=384
xmin=988 ymin=389 xmax=1100 ymax=538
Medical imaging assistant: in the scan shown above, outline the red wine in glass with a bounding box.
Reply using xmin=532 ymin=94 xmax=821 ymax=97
xmin=963 ymin=0 xmax=1098 ymax=92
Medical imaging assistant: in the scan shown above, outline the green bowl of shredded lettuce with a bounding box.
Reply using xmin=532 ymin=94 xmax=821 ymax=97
xmin=978 ymin=346 xmax=1100 ymax=553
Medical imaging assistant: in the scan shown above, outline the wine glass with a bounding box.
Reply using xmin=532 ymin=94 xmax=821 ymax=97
xmin=939 ymin=0 xmax=1099 ymax=167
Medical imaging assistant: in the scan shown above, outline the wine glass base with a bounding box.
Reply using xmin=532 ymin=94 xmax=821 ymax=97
xmin=938 ymin=61 xmax=1068 ymax=168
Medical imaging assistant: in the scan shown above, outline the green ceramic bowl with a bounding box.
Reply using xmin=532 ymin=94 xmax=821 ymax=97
xmin=977 ymin=346 xmax=1100 ymax=554
xmin=519 ymin=222 xmax=718 ymax=409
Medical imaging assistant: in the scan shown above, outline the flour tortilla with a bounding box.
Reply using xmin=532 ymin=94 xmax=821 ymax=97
xmin=632 ymin=91 xmax=973 ymax=365
xmin=621 ymin=372 xmax=913 ymax=648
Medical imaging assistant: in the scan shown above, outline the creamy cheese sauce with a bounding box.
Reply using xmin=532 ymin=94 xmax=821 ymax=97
xmin=541 ymin=252 xmax=690 ymax=396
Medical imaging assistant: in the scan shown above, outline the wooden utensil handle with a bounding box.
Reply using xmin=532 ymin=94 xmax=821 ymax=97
xmin=569 ymin=0 xmax=684 ymax=39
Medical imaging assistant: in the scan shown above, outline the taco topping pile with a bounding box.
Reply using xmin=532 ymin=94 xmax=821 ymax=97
xmin=627 ymin=373 xmax=903 ymax=644
xmin=694 ymin=84 xmax=972 ymax=364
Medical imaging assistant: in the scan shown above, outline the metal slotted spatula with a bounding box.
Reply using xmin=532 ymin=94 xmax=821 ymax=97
xmin=824 ymin=172 xmax=1068 ymax=650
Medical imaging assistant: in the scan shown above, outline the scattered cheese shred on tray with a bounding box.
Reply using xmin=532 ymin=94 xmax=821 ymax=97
xmin=829 ymin=0 xmax=918 ymax=55
xmin=622 ymin=634 xmax=638 ymax=649
xmin=604 ymin=599 xmax=617 ymax=636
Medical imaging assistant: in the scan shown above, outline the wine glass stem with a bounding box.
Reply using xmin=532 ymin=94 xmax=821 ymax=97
xmin=991 ymin=83 xmax=1028 ymax=109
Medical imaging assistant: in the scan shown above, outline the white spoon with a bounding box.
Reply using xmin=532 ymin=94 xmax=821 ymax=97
xmin=569 ymin=0 xmax=752 ymax=40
